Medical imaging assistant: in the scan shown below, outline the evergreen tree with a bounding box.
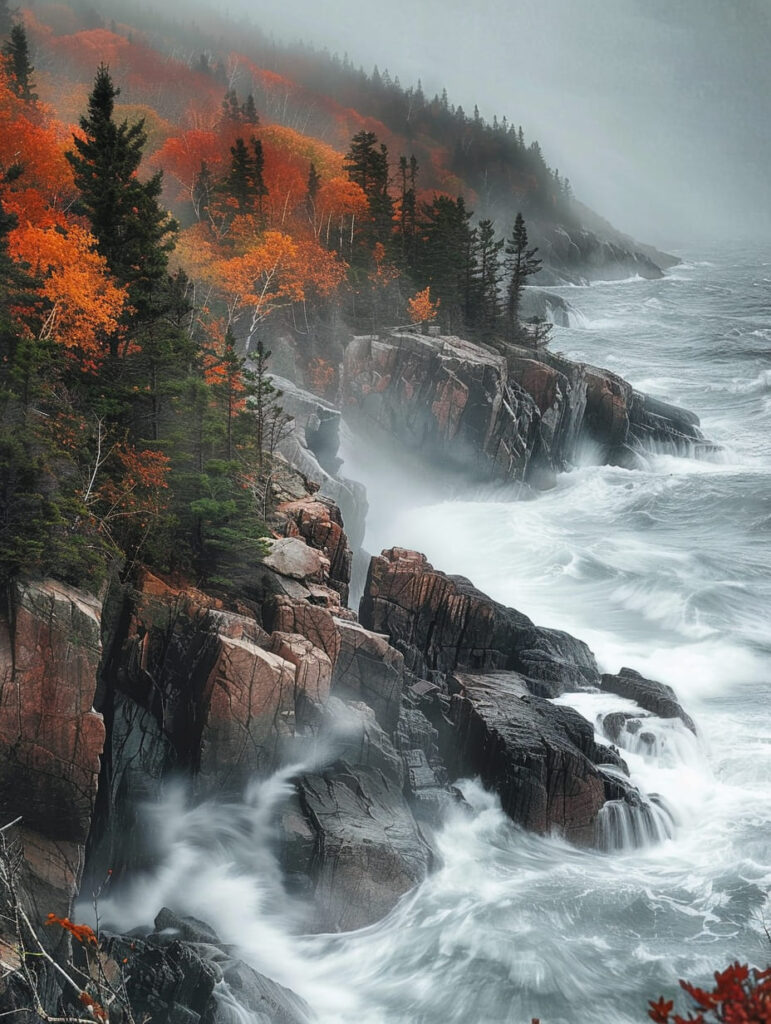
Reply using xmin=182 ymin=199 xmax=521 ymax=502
xmin=418 ymin=195 xmax=474 ymax=332
xmin=221 ymin=87 xmax=241 ymax=123
xmin=251 ymin=136 xmax=268 ymax=221
xmin=0 ymin=0 xmax=11 ymax=38
xmin=344 ymin=129 xmax=394 ymax=249
xmin=2 ymin=24 xmax=36 ymax=102
xmin=241 ymin=93 xmax=259 ymax=124
xmin=473 ymin=218 xmax=504 ymax=335
xmin=223 ymin=136 xmax=257 ymax=214
xmin=65 ymin=65 xmax=177 ymax=339
xmin=397 ymin=154 xmax=418 ymax=271
xmin=504 ymin=211 xmax=542 ymax=338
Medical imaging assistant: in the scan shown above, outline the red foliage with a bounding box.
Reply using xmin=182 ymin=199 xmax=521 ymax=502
xmin=45 ymin=913 xmax=97 ymax=947
xmin=78 ymin=991 xmax=108 ymax=1022
xmin=649 ymin=964 xmax=771 ymax=1024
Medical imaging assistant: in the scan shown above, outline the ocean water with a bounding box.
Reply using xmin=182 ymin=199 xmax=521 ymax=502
xmin=99 ymin=245 xmax=771 ymax=1023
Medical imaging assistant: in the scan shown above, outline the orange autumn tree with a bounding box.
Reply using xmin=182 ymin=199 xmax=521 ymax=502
xmin=9 ymin=222 xmax=127 ymax=369
xmin=211 ymin=230 xmax=345 ymax=343
xmin=408 ymin=286 xmax=440 ymax=326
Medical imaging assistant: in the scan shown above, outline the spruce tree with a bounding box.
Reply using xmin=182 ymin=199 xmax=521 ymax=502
xmin=221 ymin=87 xmax=241 ymax=123
xmin=418 ymin=195 xmax=474 ymax=332
xmin=241 ymin=93 xmax=259 ymax=124
xmin=223 ymin=137 xmax=257 ymax=214
xmin=344 ymin=129 xmax=394 ymax=249
xmin=504 ymin=212 xmax=542 ymax=339
xmin=475 ymin=218 xmax=504 ymax=335
xmin=2 ymin=24 xmax=36 ymax=102
xmin=65 ymin=65 xmax=177 ymax=336
xmin=251 ymin=136 xmax=268 ymax=221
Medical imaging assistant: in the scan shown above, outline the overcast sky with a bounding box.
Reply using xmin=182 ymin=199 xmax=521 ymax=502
xmin=209 ymin=0 xmax=771 ymax=247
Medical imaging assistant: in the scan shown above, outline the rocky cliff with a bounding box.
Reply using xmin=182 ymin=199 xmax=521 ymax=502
xmin=342 ymin=330 xmax=714 ymax=486
xmin=0 ymin=397 xmax=699 ymax=1022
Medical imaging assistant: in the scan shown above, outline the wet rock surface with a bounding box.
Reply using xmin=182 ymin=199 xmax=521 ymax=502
xmin=105 ymin=909 xmax=310 ymax=1024
xmin=288 ymin=762 xmax=432 ymax=932
xmin=360 ymin=547 xmax=599 ymax=690
xmin=601 ymin=667 xmax=696 ymax=733
xmin=445 ymin=672 xmax=624 ymax=844
xmin=342 ymin=330 xmax=712 ymax=485
xmin=0 ymin=581 xmax=105 ymax=918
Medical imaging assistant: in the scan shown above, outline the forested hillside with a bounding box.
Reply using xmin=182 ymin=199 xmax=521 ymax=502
xmin=0 ymin=0 xmax=662 ymax=595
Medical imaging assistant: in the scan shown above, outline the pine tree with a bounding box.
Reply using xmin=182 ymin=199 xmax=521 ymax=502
xmin=344 ymin=130 xmax=394 ymax=249
xmin=251 ymin=136 xmax=268 ymax=221
xmin=221 ymin=87 xmax=241 ymax=123
xmin=397 ymin=154 xmax=418 ymax=270
xmin=65 ymin=65 xmax=177 ymax=338
xmin=418 ymin=195 xmax=474 ymax=333
xmin=2 ymin=24 xmax=36 ymax=102
xmin=223 ymin=137 xmax=257 ymax=214
xmin=241 ymin=93 xmax=259 ymax=124
xmin=474 ymin=218 xmax=504 ymax=335
xmin=504 ymin=211 xmax=542 ymax=339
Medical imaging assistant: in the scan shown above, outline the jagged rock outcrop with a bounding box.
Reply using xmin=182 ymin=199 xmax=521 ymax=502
xmin=0 ymin=581 xmax=105 ymax=918
xmin=342 ymin=331 xmax=713 ymax=486
xmin=343 ymin=332 xmax=541 ymax=482
xmin=284 ymin=761 xmax=431 ymax=932
xmin=278 ymin=496 xmax=353 ymax=605
xmin=331 ymin=618 xmax=405 ymax=731
xmin=360 ymin=548 xmax=599 ymax=692
xmin=89 ymin=566 xmax=340 ymax=883
xmin=356 ymin=548 xmax=651 ymax=842
xmin=105 ymin=909 xmax=310 ymax=1024
xmin=446 ymin=672 xmax=626 ymax=844
xmin=601 ymin=667 xmax=696 ymax=733
xmin=519 ymin=287 xmax=574 ymax=326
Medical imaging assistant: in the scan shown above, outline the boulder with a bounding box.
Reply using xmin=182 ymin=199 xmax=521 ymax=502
xmin=331 ymin=618 xmax=405 ymax=731
xmin=0 ymin=580 xmax=105 ymax=918
xmin=289 ymin=762 xmax=431 ymax=932
xmin=262 ymin=537 xmax=329 ymax=584
xmin=447 ymin=672 xmax=625 ymax=843
xmin=278 ymin=496 xmax=352 ymax=604
xmin=106 ymin=918 xmax=310 ymax=1024
xmin=600 ymin=668 xmax=696 ymax=733
xmin=360 ymin=548 xmax=599 ymax=691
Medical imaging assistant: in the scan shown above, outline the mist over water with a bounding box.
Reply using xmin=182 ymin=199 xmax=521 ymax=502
xmin=96 ymin=246 xmax=771 ymax=1022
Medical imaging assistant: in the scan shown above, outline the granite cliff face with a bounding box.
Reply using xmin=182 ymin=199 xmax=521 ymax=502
xmin=342 ymin=331 xmax=713 ymax=488
xmin=0 ymin=581 xmax=104 ymax=920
